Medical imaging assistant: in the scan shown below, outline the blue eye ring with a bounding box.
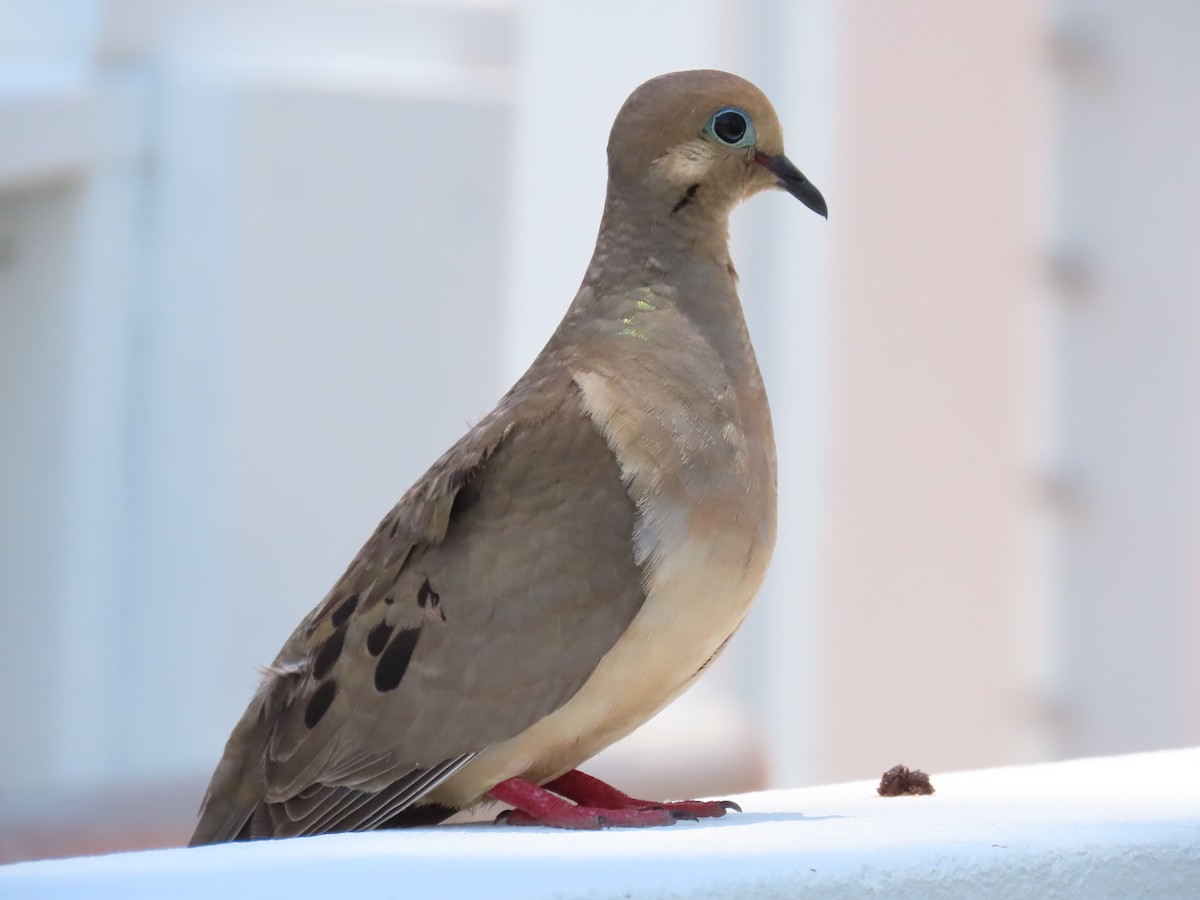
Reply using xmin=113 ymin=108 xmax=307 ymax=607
xmin=704 ymin=107 xmax=755 ymax=149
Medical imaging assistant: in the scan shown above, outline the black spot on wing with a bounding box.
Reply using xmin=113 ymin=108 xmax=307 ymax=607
xmin=331 ymin=594 xmax=359 ymax=628
xmin=374 ymin=628 xmax=421 ymax=692
xmin=312 ymin=627 xmax=346 ymax=680
xmin=304 ymin=680 xmax=338 ymax=728
xmin=417 ymin=579 xmax=439 ymax=609
xmin=366 ymin=621 xmax=395 ymax=657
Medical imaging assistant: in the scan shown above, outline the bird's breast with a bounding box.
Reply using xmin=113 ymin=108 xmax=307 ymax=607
xmin=427 ymin=339 xmax=776 ymax=809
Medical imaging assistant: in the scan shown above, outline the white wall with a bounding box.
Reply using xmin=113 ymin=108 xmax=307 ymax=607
xmin=1047 ymin=0 xmax=1200 ymax=758
xmin=0 ymin=0 xmax=519 ymax=791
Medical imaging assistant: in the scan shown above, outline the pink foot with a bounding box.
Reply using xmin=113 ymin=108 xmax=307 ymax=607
xmin=489 ymin=776 xmax=676 ymax=829
xmin=487 ymin=770 xmax=741 ymax=830
xmin=546 ymin=769 xmax=741 ymax=821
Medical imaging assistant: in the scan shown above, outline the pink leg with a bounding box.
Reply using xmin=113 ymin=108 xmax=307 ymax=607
xmin=488 ymin=777 xmax=676 ymax=829
xmin=545 ymin=769 xmax=741 ymax=821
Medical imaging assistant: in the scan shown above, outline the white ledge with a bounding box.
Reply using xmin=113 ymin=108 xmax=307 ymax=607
xmin=3 ymin=747 xmax=1198 ymax=899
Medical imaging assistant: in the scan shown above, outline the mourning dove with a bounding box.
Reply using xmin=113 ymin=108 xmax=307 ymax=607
xmin=190 ymin=69 xmax=826 ymax=843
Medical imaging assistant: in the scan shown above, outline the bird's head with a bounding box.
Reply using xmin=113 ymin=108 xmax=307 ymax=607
xmin=606 ymin=69 xmax=827 ymax=223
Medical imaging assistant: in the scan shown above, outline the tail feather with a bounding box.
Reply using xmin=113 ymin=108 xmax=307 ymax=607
xmin=189 ymin=674 xmax=285 ymax=846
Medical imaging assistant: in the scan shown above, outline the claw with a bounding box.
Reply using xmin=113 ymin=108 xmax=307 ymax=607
xmin=657 ymin=800 xmax=733 ymax=819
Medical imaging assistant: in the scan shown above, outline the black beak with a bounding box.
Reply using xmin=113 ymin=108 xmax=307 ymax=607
xmin=755 ymin=152 xmax=827 ymax=219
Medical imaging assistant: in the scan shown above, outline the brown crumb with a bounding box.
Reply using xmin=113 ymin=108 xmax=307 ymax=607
xmin=878 ymin=764 xmax=935 ymax=796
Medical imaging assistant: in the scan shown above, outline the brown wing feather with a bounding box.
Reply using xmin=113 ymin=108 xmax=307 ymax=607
xmin=243 ymin=753 xmax=473 ymax=839
xmin=192 ymin=381 xmax=646 ymax=843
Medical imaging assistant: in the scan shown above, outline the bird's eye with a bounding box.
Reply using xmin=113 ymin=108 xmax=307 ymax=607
xmin=705 ymin=108 xmax=755 ymax=148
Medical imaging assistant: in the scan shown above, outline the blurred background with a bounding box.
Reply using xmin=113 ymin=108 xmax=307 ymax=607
xmin=2 ymin=0 xmax=1197 ymax=863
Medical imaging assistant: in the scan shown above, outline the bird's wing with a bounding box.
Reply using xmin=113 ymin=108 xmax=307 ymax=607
xmin=191 ymin=380 xmax=647 ymax=842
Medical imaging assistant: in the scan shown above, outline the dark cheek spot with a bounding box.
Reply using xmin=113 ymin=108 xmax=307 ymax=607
xmin=671 ymin=183 xmax=700 ymax=215
xmin=374 ymin=627 xmax=422 ymax=692
xmin=304 ymin=679 xmax=338 ymax=728
xmin=366 ymin=621 xmax=395 ymax=657
xmin=331 ymin=593 xmax=360 ymax=628
xmin=312 ymin=627 xmax=346 ymax=681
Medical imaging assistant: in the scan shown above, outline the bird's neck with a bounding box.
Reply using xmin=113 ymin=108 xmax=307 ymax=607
xmin=554 ymin=190 xmax=760 ymax=385
xmin=582 ymin=191 xmax=735 ymax=295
